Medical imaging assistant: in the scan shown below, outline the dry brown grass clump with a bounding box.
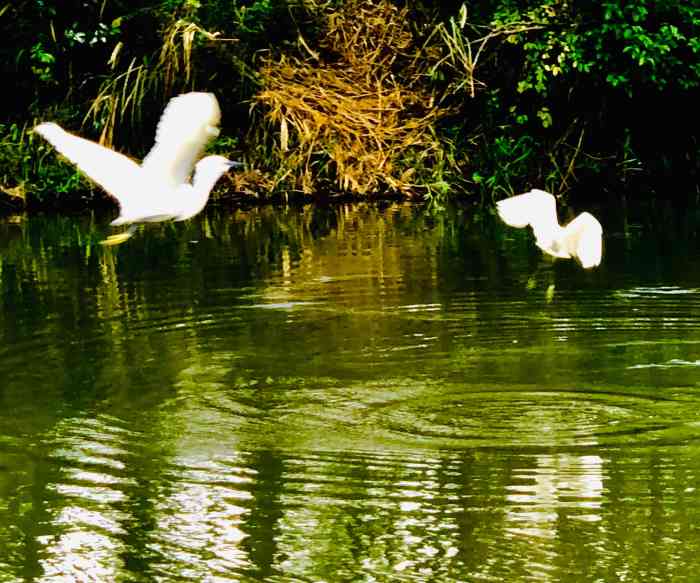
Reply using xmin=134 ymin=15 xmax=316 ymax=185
xmin=256 ymin=0 xmax=453 ymax=196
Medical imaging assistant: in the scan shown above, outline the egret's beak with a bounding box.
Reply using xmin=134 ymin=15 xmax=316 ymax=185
xmin=227 ymin=160 xmax=244 ymax=170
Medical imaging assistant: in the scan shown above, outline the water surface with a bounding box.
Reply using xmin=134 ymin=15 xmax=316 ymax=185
xmin=1 ymin=202 xmax=700 ymax=581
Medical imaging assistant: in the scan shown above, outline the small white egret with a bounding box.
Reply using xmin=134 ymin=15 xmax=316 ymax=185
xmin=34 ymin=92 xmax=241 ymax=244
xmin=496 ymin=189 xmax=603 ymax=269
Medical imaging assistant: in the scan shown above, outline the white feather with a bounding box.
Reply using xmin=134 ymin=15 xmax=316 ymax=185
xmin=497 ymin=189 xmax=603 ymax=269
xmin=141 ymin=92 xmax=222 ymax=187
xmin=34 ymin=92 xmax=237 ymax=228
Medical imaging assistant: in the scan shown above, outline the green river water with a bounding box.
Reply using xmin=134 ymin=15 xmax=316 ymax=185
xmin=1 ymin=201 xmax=700 ymax=581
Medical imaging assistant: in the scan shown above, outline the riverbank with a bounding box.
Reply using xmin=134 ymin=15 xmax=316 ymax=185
xmin=3 ymin=1 xmax=698 ymax=210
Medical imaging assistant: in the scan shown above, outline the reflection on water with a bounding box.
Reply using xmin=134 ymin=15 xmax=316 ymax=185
xmin=2 ymin=202 xmax=700 ymax=580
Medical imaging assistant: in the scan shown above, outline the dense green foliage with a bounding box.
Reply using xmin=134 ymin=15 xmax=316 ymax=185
xmin=464 ymin=1 xmax=699 ymax=197
xmin=2 ymin=0 xmax=698 ymax=208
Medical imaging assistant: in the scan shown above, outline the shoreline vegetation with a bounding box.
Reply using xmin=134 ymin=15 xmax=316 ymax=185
xmin=2 ymin=1 xmax=698 ymax=212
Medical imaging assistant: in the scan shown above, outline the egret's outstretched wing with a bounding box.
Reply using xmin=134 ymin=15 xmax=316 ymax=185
xmin=496 ymin=189 xmax=558 ymax=229
xmin=141 ymin=92 xmax=222 ymax=186
xmin=35 ymin=92 xmax=235 ymax=238
xmin=564 ymin=212 xmax=603 ymax=269
xmin=34 ymin=122 xmax=142 ymax=207
xmin=497 ymin=188 xmax=603 ymax=268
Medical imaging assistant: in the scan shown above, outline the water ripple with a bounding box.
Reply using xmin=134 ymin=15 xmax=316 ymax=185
xmin=262 ymin=379 xmax=700 ymax=452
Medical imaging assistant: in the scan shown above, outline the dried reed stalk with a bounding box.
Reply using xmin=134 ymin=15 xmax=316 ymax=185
xmin=85 ymin=19 xmax=223 ymax=148
xmin=256 ymin=0 xmax=450 ymax=196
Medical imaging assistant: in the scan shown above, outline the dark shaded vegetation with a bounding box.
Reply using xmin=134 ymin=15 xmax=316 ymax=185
xmin=2 ymin=0 xmax=698 ymax=210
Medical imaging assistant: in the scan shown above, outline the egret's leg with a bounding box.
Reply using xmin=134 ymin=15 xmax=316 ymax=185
xmin=101 ymin=224 xmax=139 ymax=246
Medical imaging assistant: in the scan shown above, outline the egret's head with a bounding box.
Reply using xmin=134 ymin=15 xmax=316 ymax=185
xmin=193 ymin=155 xmax=242 ymax=182
xmin=180 ymin=155 xmax=243 ymax=219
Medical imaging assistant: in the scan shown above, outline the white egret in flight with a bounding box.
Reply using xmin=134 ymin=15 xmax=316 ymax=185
xmin=497 ymin=189 xmax=603 ymax=269
xmin=34 ymin=92 xmax=241 ymax=244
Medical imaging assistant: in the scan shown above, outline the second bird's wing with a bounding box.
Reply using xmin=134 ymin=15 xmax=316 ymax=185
xmin=140 ymin=92 xmax=222 ymax=187
xmin=34 ymin=122 xmax=142 ymax=208
xmin=496 ymin=189 xmax=559 ymax=229
xmin=563 ymin=212 xmax=603 ymax=269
